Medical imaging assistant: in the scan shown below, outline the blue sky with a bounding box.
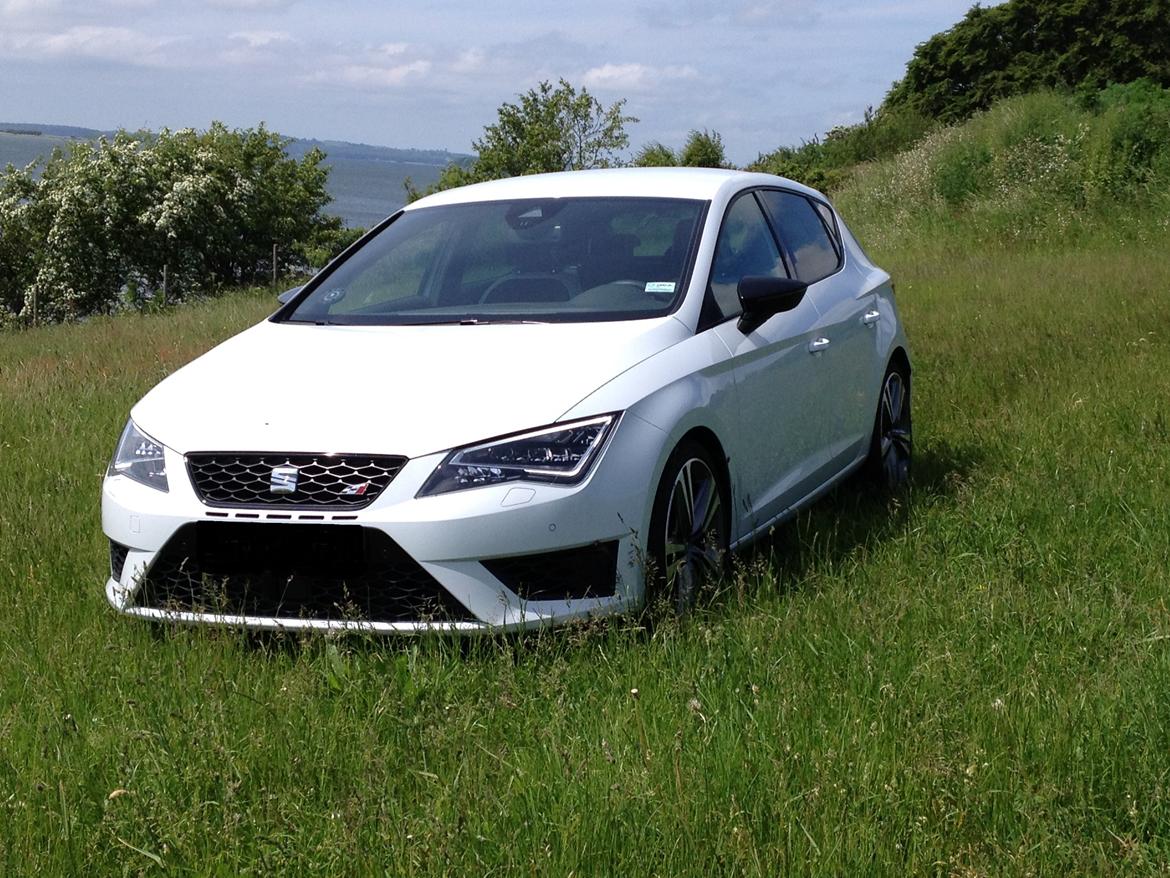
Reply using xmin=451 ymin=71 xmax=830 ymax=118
xmin=0 ymin=0 xmax=985 ymax=164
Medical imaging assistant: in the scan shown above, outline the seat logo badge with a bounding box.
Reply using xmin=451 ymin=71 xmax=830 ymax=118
xmin=270 ymin=466 xmax=299 ymax=494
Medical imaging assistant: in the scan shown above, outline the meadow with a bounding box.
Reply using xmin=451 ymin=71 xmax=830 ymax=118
xmin=3 ymin=113 xmax=1170 ymax=872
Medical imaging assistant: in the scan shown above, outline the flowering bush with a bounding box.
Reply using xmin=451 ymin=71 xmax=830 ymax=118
xmin=0 ymin=124 xmax=342 ymax=326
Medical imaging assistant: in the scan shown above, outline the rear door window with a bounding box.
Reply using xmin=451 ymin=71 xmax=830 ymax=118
xmin=758 ymin=191 xmax=841 ymax=283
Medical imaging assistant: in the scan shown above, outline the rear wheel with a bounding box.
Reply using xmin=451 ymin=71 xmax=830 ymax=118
xmin=647 ymin=441 xmax=729 ymax=615
xmin=865 ymin=363 xmax=912 ymax=490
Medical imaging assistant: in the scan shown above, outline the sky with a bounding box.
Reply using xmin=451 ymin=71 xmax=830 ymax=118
xmin=0 ymin=0 xmax=985 ymax=165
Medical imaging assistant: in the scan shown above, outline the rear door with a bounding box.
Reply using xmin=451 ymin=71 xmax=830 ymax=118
xmin=759 ymin=190 xmax=876 ymax=474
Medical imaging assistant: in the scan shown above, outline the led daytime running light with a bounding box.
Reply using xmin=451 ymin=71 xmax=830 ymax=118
xmin=418 ymin=414 xmax=619 ymax=497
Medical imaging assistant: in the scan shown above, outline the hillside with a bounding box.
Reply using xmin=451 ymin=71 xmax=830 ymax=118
xmin=833 ymin=84 xmax=1170 ymax=252
xmin=0 ymin=121 xmax=106 ymax=138
xmin=0 ymin=123 xmax=471 ymax=228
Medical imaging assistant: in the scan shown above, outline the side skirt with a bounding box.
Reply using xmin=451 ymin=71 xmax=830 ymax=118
xmin=730 ymin=453 xmax=868 ymax=553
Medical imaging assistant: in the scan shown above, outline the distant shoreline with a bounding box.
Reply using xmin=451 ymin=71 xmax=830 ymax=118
xmin=0 ymin=122 xmax=473 ymax=228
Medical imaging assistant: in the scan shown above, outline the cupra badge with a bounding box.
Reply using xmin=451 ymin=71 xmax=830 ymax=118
xmin=270 ymin=465 xmax=299 ymax=494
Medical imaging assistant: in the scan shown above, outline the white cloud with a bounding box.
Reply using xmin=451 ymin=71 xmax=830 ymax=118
xmin=2 ymin=0 xmax=157 ymax=15
xmin=0 ymin=24 xmax=174 ymax=65
xmin=582 ymin=62 xmax=698 ymax=91
xmin=229 ymin=29 xmax=293 ymax=48
xmin=0 ymin=0 xmax=62 ymax=12
xmin=207 ymin=0 xmax=295 ymax=9
xmin=219 ymin=27 xmax=297 ymax=64
xmin=378 ymin=41 xmax=408 ymax=56
xmin=450 ymin=47 xmax=485 ymax=74
xmin=0 ymin=0 xmax=63 ymax=27
xmin=306 ymin=59 xmax=432 ymax=89
xmin=639 ymin=0 xmax=819 ymax=28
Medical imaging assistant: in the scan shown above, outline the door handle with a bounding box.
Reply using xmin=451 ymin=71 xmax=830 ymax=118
xmin=862 ymin=309 xmax=881 ymax=326
xmin=808 ymin=337 xmax=831 ymax=353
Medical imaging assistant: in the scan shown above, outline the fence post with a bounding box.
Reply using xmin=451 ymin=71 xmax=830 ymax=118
xmin=272 ymin=243 xmax=278 ymax=290
xmin=162 ymin=264 xmax=168 ymax=307
xmin=31 ymin=286 xmax=37 ymax=327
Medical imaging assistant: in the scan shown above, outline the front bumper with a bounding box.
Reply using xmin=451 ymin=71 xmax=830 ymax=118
xmin=101 ymin=414 xmax=665 ymax=633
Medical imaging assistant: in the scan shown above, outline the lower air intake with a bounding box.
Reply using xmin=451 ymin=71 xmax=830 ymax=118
xmin=482 ymin=541 xmax=619 ymax=601
xmin=110 ymin=540 xmax=129 ymax=581
xmin=134 ymin=522 xmax=475 ymax=623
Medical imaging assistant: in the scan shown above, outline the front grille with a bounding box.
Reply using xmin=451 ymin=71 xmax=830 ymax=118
xmin=186 ymin=453 xmax=407 ymax=509
xmin=133 ymin=522 xmax=475 ymax=623
xmin=110 ymin=540 xmax=129 ymax=581
xmin=482 ymin=541 xmax=618 ymax=601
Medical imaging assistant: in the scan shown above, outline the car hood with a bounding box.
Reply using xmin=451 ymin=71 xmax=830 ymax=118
xmin=133 ymin=317 xmax=689 ymax=458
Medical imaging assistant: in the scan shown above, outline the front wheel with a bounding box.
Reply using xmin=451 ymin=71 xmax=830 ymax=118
xmin=865 ymin=363 xmax=912 ymax=490
xmin=647 ymin=440 xmax=730 ymax=615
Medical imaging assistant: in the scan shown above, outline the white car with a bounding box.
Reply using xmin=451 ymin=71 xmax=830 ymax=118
xmin=102 ymin=168 xmax=911 ymax=633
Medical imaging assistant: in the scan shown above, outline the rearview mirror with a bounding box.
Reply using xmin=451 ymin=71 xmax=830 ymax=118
xmin=737 ymin=276 xmax=808 ymax=333
xmin=276 ymin=285 xmax=303 ymax=305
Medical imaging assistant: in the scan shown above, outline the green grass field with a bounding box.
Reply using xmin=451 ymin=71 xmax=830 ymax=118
xmin=3 ymin=218 xmax=1170 ymax=873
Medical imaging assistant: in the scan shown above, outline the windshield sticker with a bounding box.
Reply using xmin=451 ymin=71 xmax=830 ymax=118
xmin=645 ymin=282 xmax=676 ymax=293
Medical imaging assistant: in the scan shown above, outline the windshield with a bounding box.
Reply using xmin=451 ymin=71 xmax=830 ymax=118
xmin=283 ymin=197 xmax=706 ymax=325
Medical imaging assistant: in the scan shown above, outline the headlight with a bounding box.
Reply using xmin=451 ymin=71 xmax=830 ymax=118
xmin=418 ymin=414 xmax=619 ymax=497
xmin=107 ymin=420 xmax=169 ymax=492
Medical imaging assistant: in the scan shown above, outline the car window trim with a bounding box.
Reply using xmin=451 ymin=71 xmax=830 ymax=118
xmin=811 ymin=198 xmax=843 ymax=259
xmin=699 ymin=185 xmax=850 ymax=335
xmin=669 ymin=200 xmax=711 ymax=321
xmin=270 ymin=209 xmax=405 ymax=322
xmin=695 ymin=189 xmax=793 ymax=334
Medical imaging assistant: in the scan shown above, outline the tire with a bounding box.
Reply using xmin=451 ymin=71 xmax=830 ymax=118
xmin=864 ymin=362 xmax=912 ymax=491
xmin=646 ymin=440 xmax=730 ymax=615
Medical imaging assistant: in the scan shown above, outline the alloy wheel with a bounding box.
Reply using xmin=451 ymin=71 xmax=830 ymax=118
xmin=878 ymin=370 xmax=912 ymax=489
xmin=662 ymin=456 xmax=726 ymax=612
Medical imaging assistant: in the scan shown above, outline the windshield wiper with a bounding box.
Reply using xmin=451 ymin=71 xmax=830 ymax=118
xmin=402 ymin=317 xmax=548 ymax=326
xmin=457 ymin=318 xmax=547 ymax=326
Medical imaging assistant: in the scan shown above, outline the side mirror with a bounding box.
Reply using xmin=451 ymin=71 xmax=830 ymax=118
xmin=276 ymin=285 xmax=303 ymax=305
xmin=737 ymin=276 xmax=807 ymax=334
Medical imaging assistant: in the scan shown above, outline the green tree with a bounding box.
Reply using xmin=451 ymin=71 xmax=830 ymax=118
xmin=632 ymin=131 xmax=730 ymax=169
xmin=748 ymin=104 xmax=933 ymax=191
xmin=412 ymin=79 xmax=636 ymax=200
xmin=885 ymin=0 xmax=1170 ymax=122
xmin=475 ymin=79 xmax=636 ymax=177
xmin=632 ymin=142 xmax=677 ymax=167
xmin=679 ymin=129 xmax=728 ymax=168
xmin=0 ymin=162 xmax=45 ymax=324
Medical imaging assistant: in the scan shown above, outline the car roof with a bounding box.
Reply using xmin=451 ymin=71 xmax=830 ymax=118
xmin=407 ymin=167 xmax=828 ymax=210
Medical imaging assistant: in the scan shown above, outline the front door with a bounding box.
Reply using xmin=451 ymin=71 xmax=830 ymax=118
xmin=703 ymin=192 xmax=830 ymax=537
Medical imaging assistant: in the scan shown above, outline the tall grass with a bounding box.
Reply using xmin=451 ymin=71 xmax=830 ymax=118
xmin=3 ymin=207 xmax=1170 ymax=872
xmin=835 ymin=86 xmax=1170 ymax=253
